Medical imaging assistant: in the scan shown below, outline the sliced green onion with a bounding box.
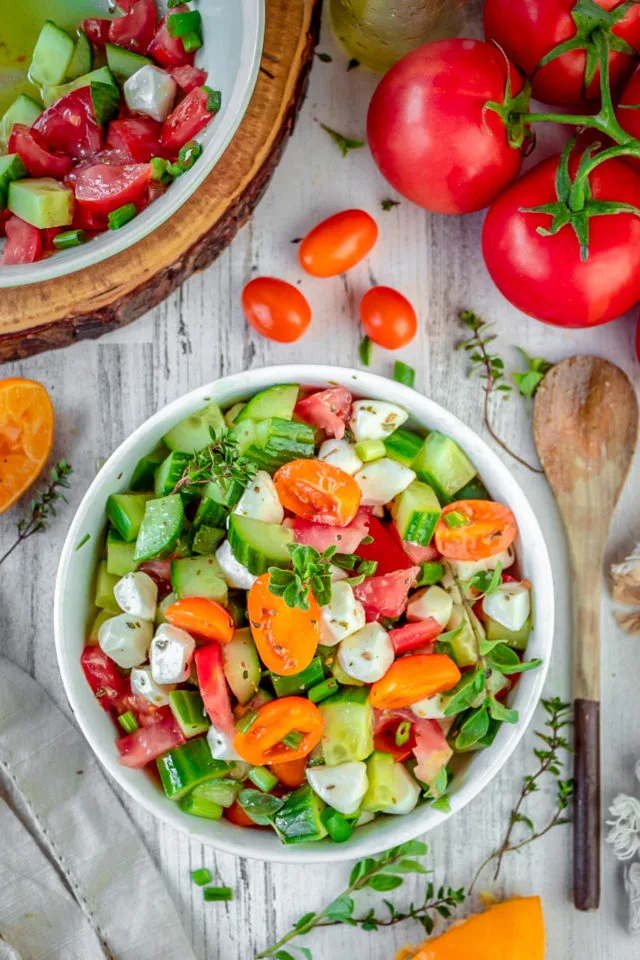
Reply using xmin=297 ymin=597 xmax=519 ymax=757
xmin=395 ymin=720 xmax=412 ymax=746
xmin=182 ymin=31 xmax=203 ymax=52
xmin=248 ymin=766 xmax=278 ymax=793
xmin=150 ymin=156 xmax=172 ymax=183
xmin=354 ymin=439 xmax=386 ymax=463
xmin=117 ymin=711 xmax=139 ymax=734
xmin=235 ymin=708 xmax=260 ymax=734
xmin=191 ymin=868 xmax=212 ymax=886
xmin=320 ymin=808 xmax=353 ymax=843
xmin=358 ymin=335 xmax=372 ymax=367
xmin=394 ymin=360 xmax=415 ymax=388
xmin=203 ymin=86 xmax=222 ymax=113
xmin=416 ymin=561 xmax=445 ymax=587
xmin=360 ymin=535 xmax=374 ymax=545
xmin=53 ymin=229 xmax=86 ymax=250
xmin=168 ymin=0 xmax=186 ymax=7
xmin=167 ymin=10 xmax=202 ymax=36
xmin=108 ymin=203 xmax=137 ymax=230
xmin=331 ymin=552 xmax=360 ymax=571
xmin=168 ymin=140 xmax=203 ymax=178
xmin=179 ymin=795 xmax=223 ymax=820
xmin=203 ymin=887 xmax=233 ymax=902
xmin=357 ymin=559 xmax=378 ymax=578
xmin=281 ymin=730 xmax=304 ymax=750
xmin=444 ymin=511 xmax=469 ymax=529
xmin=308 ymin=677 xmax=339 ymax=704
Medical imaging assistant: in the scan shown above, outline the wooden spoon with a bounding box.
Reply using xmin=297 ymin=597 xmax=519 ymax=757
xmin=533 ymin=356 xmax=638 ymax=912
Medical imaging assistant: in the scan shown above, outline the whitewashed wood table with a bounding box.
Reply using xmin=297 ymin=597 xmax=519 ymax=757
xmin=2 ymin=6 xmax=640 ymax=958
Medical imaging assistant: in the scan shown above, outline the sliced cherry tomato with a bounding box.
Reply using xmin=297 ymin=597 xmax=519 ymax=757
xmin=0 ymin=210 xmax=11 ymax=236
xmin=117 ymin=707 xmax=185 ymax=767
xmin=73 ymin=162 xmax=152 ymax=215
xmin=412 ymin=717 xmax=453 ymax=788
xmin=360 ymin=285 xmax=417 ymax=349
xmin=161 ymin=85 xmax=216 ymax=151
xmin=388 ymin=618 xmax=443 ymax=656
xmin=274 ymin=459 xmax=361 ymax=527
xmin=148 ymin=7 xmax=195 ymax=68
xmin=291 ymin=507 xmax=370 ymax=555
xmin=373 ymin=712 xmax=417 ymax=762
xmin=402 ymin=540 xmax=439 ymax=564
xmin=106 ymin=117 xmax=165 ymax=162
xmin=170 ymin=64 xmax=208 ymax=93
xmin=247 ymin=573 xmax=320 ymax=676
xmin=109 ymin=0 xmax=157 ymax=53
xmin=41 ymin=227 xmax=62 ymax=249
xmin=165 ymin=596 xmax=235 ymax=643
xmin=353 ymin=566 xmax=420 ymax=620
xmin=356 ymin=516 xmax=415 ymax=576
xmin=294 ymin=386 xmax=352 ymax=439
xmin=233 ymin=696 xmax=323 ymax=765
xmin=82 ymin=18 xmax=112 ymax=48
xmin=194 ymin=642 xmax=235 ymax=737
xmin=435 ymin=499 xmax=518 ymax=561
xmin=80 ymin=646 xmax=127 ymax=713
xmin=8 ymin=124 xmax=72 ymax=179
xmin=299 ymin=209 xmax=378 ymax=278
xmin=1 ymin=217 xmax=43 ymax=266
xmin=270 ymin=756 xmax=308 ymax=788
xmin=370 ymin=653 xmax=461 ymax=711
xmin=136 ymin=559 xmax=173 ymax=595
xmin=34 ymin=88 xmax=102 ymax=161
xmin=242 ymin=276 xmax=312 ymax=343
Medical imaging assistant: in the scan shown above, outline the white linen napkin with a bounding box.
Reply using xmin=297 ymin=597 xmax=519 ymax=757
xmin=0 ymin=655 xmax=198 ymax=960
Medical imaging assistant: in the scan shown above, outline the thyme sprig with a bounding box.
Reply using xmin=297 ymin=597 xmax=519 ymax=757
xmin=171 ymin=429 xmax=256 ymax=494
xmin=0 ymin=460 xmax=73 ymax=567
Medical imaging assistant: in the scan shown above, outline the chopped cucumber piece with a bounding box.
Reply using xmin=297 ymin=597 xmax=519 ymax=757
xmin=392 ymin=480 xmax=441 ymax=546
xmin=221 ymin=627 xmax=261 ymax=704
xmin=454 ymin=477 xmax=491 ymax=501
xmin=319 ymin=687 xmax=373 ymax=766
xmin=192 ymin=525 xmax=225 ymax=556
xmin=105 ymin=42 xmax=152 ymax=79
xmin=227 ymin=590 xmax=248 ymax=628
xmin=134 ymin=495 xmax=184 ymax=561
xmin=106 ymin=528 xmax=138 ymax=577
xmin=198 ymin=474 xmax=244 ymax=510
xmin=191 ymin=778 xmax=240 ymax=809
xmin=42 ymin=65 xmax=118 ymax=108
xmin=245 ymin=418 xmax=315 ymax=473
xmin=88 ymin=608 xmax=114 ymax=644
xmin=441 ymin=605 xmax=478 ymax=667
xmin=171 ymin=556 xmax=228 ymax=603
xmin=361 ymin=751 xmax=395 ymax=812
xmin=330 ymin=656 xmax=364 ymax=687
xmin=485 ymin=614 xmax=532 ymax=652
xmin=193 ymin=492 xmax=228 ymax=530
xmin=163 ymin=401 xmax=226 ymax=453
xmin=95 ymin=559 xmax=121 ymax=613
xmin=0 ymin=154 xmax=28 ymax=209
xmin=66 ymin=30 xmax=92 ymax=80
xmin=106 ymin=492 xmax=153 ymax=543
xmin=273 ymin=784 xmax=327 ymax=844
xmin=271 ymin=657 xmax=325 ymax=697
xmin=224 ymin=402 xmax=245 ymax=427
xmin=228 ymin=514 xmax=293 ymax=576
xmin=30 ymin=21 xmax=75 ymax=87
xmin=236 ymin=384 xmax=299 ymax=423
xmin=229 ymin=418 xmax=256 ymax=455
xmin=169 ymin=690 xmax=210 ymax=737
xmin=91 ymin=80 xmax=120 ymax=127
xmin=154 ymin=451 xmax=191 ymax=497
xmin=155 ymin=591 xmax=177 ymax=627
xmin=413 ymin=432 xmax=477 ymax=503
xmin=0 ymin=97 xmax=42 ymax=150
xmin=157 ymin=736 xmax=230 ymax=800
xmin=8 ymin=179 xmax=74 ymax=229
xmin=131 ymin=448 xmax=167 ymax=491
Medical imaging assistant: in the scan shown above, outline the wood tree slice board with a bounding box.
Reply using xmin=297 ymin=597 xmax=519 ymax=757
xmin=0 ymin=0 xmax=322 ymax=363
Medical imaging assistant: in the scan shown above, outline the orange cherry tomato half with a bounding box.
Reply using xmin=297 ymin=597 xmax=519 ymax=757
xmin=233 ymin=696 xmax=324 ymax=765
xmin=270 ymin=756 xmax=308 ymax=788
xmin=360 ymin=285 xmax=418 ymax=349
xmin=273 ymin=458 xmax=361 ymax=527
xmin=435 ymin=499 xmax=518 ymax=561
xmin=0 ymin=378 xmax=54 ymax=514
xmin=248 ymin=573 xmax=320 ymax=675
xmin=370 ymin=654 xmax=461 ymax=711
xmin=299 ymin=209 xmax=378 ymax=278
xmin=164 ymin=597 xmax=235 ymax=643
xmin=242 ymin=276 xmax=311 ymax=343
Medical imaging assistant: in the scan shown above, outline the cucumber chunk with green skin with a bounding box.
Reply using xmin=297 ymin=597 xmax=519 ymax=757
xmin=155 ymin=591 xmax=176 ymax=627
xmin=413 ymin=432 xmax=477 ymax=503
xmin=453 ymin=477 xmax=490 ymax=501
xmin=236 ymin=384 xmax=299 ymax=423
xmin=106 ymin=492 xmax=153 ymax=543
xmin=157 ymin=736 xmax=231 ymax=800
xmin=383 ymin=428 xmax=424 ymax=467
xmin=361 ymin=751 xmax=395 ymax=812
xmin=105 ymin=42 xmax=152 ymax=79
xmin=271 ymin=657 xmax=325 ymax=698
xmin=88 ymin=608 xmax=114 ymax=644
xmin=8 ymin=179 xmax=74 ymax=229
xmin=30 ymin=20 xmax=75 ymax=87
xmin=131 ymin=448 xmax=167 ymax=491
xmin=154 ymin=451 xmax=191 ymax=497
xmin=244 ymin=418 xmax=316 ymax=473
xmin=43 ymin=66 xmax=118 ymax=108
xmin=95 ymin=560 xmax=121 ymax=613
xmin=228 ymin=514 xmax=293 ymax=576
xmin=0 ymin=154 xmax=28 ymax=210
xmin=192 ymin=525 xmax=225 ymax=556
xmin=273 ymin=784 xmax=328 ymax=844
xmin=440 ymin=605 xmax=478 ymax=667
xmin=198 ymin=474 xmax=245 ymax=510
xmin=169 ymin=689 xmax=210 ymax=737
xmin=193 ymin=494 xmax=227 ymax=530
xmin=229 ymin=419 xmax=256 ymax=455
xmin=227 ymin=590 xmax=248 ymax=628
xmin=134 ymin=495 xmax=184 ymax=562
xmin=485 ymin=615 xmax=531 ymax=652
xmin=0 ymin=97 xmax=42 ymax=151
xmin=319 ymin=686 xmax=373 ymax=766
xmin=65 ymin=30 xmax=92 ymax=80
xmin=224 ymin=402 xmax=246 ymax=427
xmin=163 ymin=401 xmax=226 ymax=453
xmin=171 ymin=556 xmax=228 ymax=604
xmin=106 ymin=529 xmax=138 ymax=577
xmin=191 ymin=778 xmax=241 ymax=808
xmin=91 ymin=81 xmax=120 ymax=127
xmin=221 ymin=627 xmax=261 ymax=704
xmin=392 ymin=480 xmax=441 ymax=546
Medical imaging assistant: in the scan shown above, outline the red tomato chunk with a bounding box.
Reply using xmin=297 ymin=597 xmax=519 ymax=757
xmin=34 ymin=88 xmax=103 ymax=161
xmin=117 ymin=708 xmax=185 ymax=768
xmin=1 ymin=217 xmax=43 ymax=265
xmin=161 ymin=87 xmax=216 ymax=152
xmin=73 ymin=162 xmax=153 ymax=215
xmin=9 ymin=125 xmax=72 ymax=179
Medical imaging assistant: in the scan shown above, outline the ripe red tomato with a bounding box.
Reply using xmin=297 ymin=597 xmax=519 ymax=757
xmin=299 ymin=209 xmax=378 ymax=277
xmin=616 ymin=65 xmax=640 ymax=173
xmin=82 ymin=18 xmax=111 ymax=48
xmin=636 ymin=314 xmax=640 ymax=363
xmin=73 ymin=162 xmax=152 ymax=215
xmin=360 ymin=285 xmax=417 ymax=349
xmin=107 ymin=118 xmax=165 ymax=162
xmin=242 ymin=277 xmax=311 ymax=342
xmin=170 ymin=64 xmax=208 ymax=93
xmin=294 ymin=386 xmax=352 ymax=439
xmin=353 ymin=567 xmax=420 ymax=620
xmin=8 ymin=125 xmax=72 ymax=179
xmin=482 ymin=153 xmax=640 ymax=328
xmin=367 ymin=40 xmax=525 ymax=215
xmin=34 ymin=88 xmax=103 ymax=161
xmin=148 ymin=6 xmax=195 ymax=68
xmin=484 ymin=0 xmax=640 ymax=107
xmin=109 ymin=0 xmax=157 ymax=54
xmin=161 ymin=86 xmax=215 ymax=152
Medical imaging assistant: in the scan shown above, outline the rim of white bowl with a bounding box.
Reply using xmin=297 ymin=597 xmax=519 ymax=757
xmin=54 ymin=365 xmax=554 ymax=864
xmin=0 ymin=0 xmax=264 ymax=288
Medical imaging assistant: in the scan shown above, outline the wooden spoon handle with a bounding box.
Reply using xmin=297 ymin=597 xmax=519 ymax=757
xmin=574 ymin=698 xmax=600 ymax=911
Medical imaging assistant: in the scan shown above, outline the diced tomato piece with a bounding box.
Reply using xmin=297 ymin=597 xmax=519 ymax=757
xmin=353 ymin=566 xmax=420 ymax=621
xmin=117 ymin=708 xmax=186 ymax=768
xmin=194 ymin=642 xmax=235 ymax=738
xmin=373 ymin=709 xmax=417 ymax=762
xmin=72 ymin=204 xmax=108 ymax=232
xmin=170 ymin=64 xmax=208 ymax=93
xmin=161 ymin=86 xmax=215 ymax=152
xmin=356 ymin=517 xmax=415 ymax=576
xmin=1 ymin=216 xmax=43 ymax=265
xmin=389 ymin=618 xmax=443 ymax=655
xmin=8 ymin=124 xmax=72 ymax=179
xmin=106 ymin=117 xmax=165 ymax=162
xmin=73 ymin=162 xmax=152 ymax=215
xmin=292 ymin=507 xmax=370 ymax=555
xmin=109 ymin=0 xmax=157 ymax=53
xmin=148 ymin=6 xmax=195 ymax=68
xmin=82 ymin=17 xmax=112 ymax=48
xmin=0 ymin=210 xmax=11 ymax=237
xmin=225 ymin=794 xmax=265 ymax=828
xmin=41 ymin=227 xmax=63 ymax=249
xmin=412 ymin=718 xmax=453 ymax=788
xmin=80 ymin=646 xmax=127 ymax=713
xmin=147 ymin=180 xmax=167 ymax=203
xmin=402 ymin=540 xmax=440 ymax=564
xmin=294 ymin=386 xmax=352 ymax=440
xmin=34 ymin=88 xmax=103 ymax=161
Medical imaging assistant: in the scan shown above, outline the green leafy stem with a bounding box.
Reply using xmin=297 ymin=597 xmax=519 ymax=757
xmin=0 ymin=460 xmax=73 ymax=568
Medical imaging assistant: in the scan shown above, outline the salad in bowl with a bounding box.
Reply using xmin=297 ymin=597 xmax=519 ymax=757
xmin=67 ymin=373 xmax=548 ymax=851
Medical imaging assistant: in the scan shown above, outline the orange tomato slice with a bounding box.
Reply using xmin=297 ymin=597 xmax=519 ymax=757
xmin=270 ymin=756 xmax=308 ymax=789
xmin=0 ymin=378 xmax=54 ymax=513
xmin=370 ymin=654 xmax=461 ymax=711
xmin=234 ymin=696 xmax=323 ymax=766
xmin=434 ymin=500 xmax=517 ymax=561
xmin=273 ymin=458 xmax=361 ymax=527
xmin=248 ymin=573 xmax=320 ymax=675
xmin=164 ymin=597 xmax=235 ymax=643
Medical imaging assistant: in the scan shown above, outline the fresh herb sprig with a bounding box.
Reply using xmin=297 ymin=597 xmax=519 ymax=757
xmin=255 ymin=840 xmax=465 ymax=958
xmin=267 ymin=543 xmax=335 ymax=610
xmin=512 ymin=347 xmax=553 ymax=402
xmin=0 ymin=460 xmax=73 ymax=568
xmin=171 ymin=429 xmax=256 ymax=494
xmin=320 ymin=123 xmax=365 ymax=158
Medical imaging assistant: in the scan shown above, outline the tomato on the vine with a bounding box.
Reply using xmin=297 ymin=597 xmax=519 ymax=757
xmin=367 ymin=39 xmax=526 ymax=215
xmin=299 ymin=209 xmax=378 ymax=277
xmin=616 ymin=64 xmax=640 ymax=173
xmin=242 ymin=277 xmax=311 ymax=343
xmin=360 ymin=285 xmax=417 ymax=349
xmin=636 ymin=313 xmax=640 ymax=363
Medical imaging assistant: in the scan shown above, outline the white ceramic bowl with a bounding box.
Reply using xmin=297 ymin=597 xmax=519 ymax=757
xmin=55 ymin=365 xmax=554 ymax=863
xmin=0 ymin=0 xmax=264 ymax=288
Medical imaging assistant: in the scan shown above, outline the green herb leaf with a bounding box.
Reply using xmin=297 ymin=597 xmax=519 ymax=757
xmin=172 ymin=428 xmax=256 ymax=495
xmin=359 ymin=334 xmax=373 ymax=366
xmin=488 ymin=696 xmax=519 ymax=724
xmin=443 ymin=669 xmax=485 ymax=716
xmin=268 ymin=543 xmax=335 ymax=610
xmin=393 ymin=360 xmax=415 ymax=387
xmin=367 ymin=874 xmax=403 ymax=892
xmin=381 ymin=198 xmax=400 ymax=211
xmin=431 ymin=795 xmax=452 ymax=813
xmin=512 ymin=347 xmax=553 ymax=400
xmin=75 ymin=533 xmax=90 ymax=550
xmin=347 ymin=57 xmax=360 ymax=71
xmin=315 ymin=51 xmax=333 ymax=62
xmin=320 ymin=123 xmax=365 ymax=158
xmin=466 ymin=561 xmax=502 ymax=597
xmin=237 ymin=789 xmax=284 ymax=825
xmin=324 ymin=893 xmax=354 ymax=922
xmin=455 ymin=704 xmax=490 ymax=750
